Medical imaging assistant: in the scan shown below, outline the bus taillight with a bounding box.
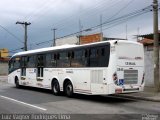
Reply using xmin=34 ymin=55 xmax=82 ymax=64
xmin=141 ymin=73 xmax=145 ymax=85
xmin=113 ymin=72 xmax=118 ymax=85
xmin=115 ymin=88 xmax=122 ymax=93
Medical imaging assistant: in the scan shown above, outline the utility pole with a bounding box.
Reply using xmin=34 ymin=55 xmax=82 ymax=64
xmin=126 ymin=24 xmax=128 ymax=40
xmin=100 ymin=14 xmax=103 ymax=41
xmin=137 ymin=27 xmax=140 ymax=41
xmin=16 ymin=21 xmax=31 ymax=51
xmin=79 ymin=19 xmax=83 ymax=36
xmin=100 ymin=14 xmax=103 ymax=34
xmin=153 ymin=0 xmax=160 ymax=92
xmin=51 ymin=28 xmax=57 ymax=46
xmin=79 ymin=19 xmax=83 ymax=44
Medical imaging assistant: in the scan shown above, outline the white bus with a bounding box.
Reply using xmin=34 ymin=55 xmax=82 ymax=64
xmin=8 ymin=40 xmax=145 ymax=97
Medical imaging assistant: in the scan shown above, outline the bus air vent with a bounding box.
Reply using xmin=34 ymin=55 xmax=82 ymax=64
xmin=91 ymin=70 xmax=103 ymax=84
xmin=124 ymin=70 xmax=138 ymax=84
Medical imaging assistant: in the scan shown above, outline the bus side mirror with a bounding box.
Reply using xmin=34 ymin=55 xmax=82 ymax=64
xmin=114 ymin=41 xmax=118 ymax=44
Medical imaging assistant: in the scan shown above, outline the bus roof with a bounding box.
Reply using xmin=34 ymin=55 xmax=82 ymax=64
xmin=12 ymin=40 xmax=141 ymax=58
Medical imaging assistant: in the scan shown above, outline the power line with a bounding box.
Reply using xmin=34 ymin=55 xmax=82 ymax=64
xmin=56 ymin=0 xmax=135 ymax=35
xmin=54 ymin=0 xmax=113 ymax=28
xmin=14 ymin=3 xmax=156 ymax=52
xmin=102 ymin=10 xmax=151 ymax=31
xmin=55 ymin=0 xmax=123 ymax=30
xmin=99 ymin=8 xmax=150 ymax=29
xmin=25 ymin=0 xmax=53 ymax=22
xmin=9 ymin=47 xmax=24 ymax=53
xmin=0 ymin=25 xmax=23 ymax=44
xmin=106 ymin=0 xmax=135 ymax=21
xmin=26 ymin=0 xmax=59 ymax=23
xmin=24 ymin=0 xmax=50 ymax=20
xmin=28 ymin=4 xmax=154 ymax=47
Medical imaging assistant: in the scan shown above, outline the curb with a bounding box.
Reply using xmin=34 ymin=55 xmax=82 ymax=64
xmin=113 ymin=94 xmax=160 ymax=102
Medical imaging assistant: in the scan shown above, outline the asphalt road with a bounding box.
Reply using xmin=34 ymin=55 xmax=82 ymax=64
xmin=0 ymin=77 xmax=160 ymax=120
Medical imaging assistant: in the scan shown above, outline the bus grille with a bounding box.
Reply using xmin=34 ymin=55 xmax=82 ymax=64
xmin=124 ymin=70 xmax=138 ymax=84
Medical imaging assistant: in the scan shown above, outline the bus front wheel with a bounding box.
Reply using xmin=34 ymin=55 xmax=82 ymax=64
xmin=52 ymin=81 xmax=60 ymax=96
xmin=65 ymin=81 xmax=73 ymax=97
xmin=15 ymin=77 xmax=20 ymax=88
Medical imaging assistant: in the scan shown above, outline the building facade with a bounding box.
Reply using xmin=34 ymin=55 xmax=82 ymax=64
xmin=138 ymin=33 xmax=160 ymax=91
xmin=0 ymin=48 xmax=9 ymax=75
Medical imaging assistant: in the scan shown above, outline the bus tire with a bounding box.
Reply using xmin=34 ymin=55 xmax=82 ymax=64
xmin=52 ymin=81 xmax=60 ymax=96
xmin=64 ymin=81 xmax=73 ymax=97
xmin=15 ymin=77 xmax=20 ymax=88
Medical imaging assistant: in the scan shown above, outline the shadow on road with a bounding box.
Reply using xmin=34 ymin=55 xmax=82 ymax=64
xmin=12 ymin=86 xmax=137 ymax=104
xmin=72 ymin=94 xmax=137 ymax=104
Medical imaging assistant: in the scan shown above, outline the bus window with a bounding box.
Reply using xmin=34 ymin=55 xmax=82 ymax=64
xmin=45 ymin=53 xmax=56 ymax=68
xmin=21 ymin=68 xmax=26 ymax=76
xmin=101 ymin=48 xmax=105 ymax=56
xmin=46 ymin=53 xmax=52 ymax=68
xmin=9 ymin=59 xmax=14 ymax=73
xmin=89 ymin=48 xmax=98 ymax=67
xmin=71 ymin=50 xmax=85 ymax=67
xmin=21 ymin=56 xmax=27 ymax=76
xmin=82 ymin=49 xmax=89 ymax=67
xmin=27 ymin=56 xmax=36 ymax=68
xmin=37 ymin=54 xmax=45 ymax=77
xmin=14 ymin=57 xmax=20 ymax=69
xmin=57 ymin=52 xmax=70 ymax=67
xmin=21 ymin=56 xmax=27 ymax=67
xmin=52 ymin=53 xmax=57 ymax=67
xmin=98 ymin=45 xmax=110 ymax=67
xmin=37 ymin=55 xmax=45 ymax=67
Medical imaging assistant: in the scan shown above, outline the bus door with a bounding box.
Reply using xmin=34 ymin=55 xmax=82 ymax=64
xmin=21 ymin=56 xmax=27 ymax=80
xmin=37 ymin=54 xmax=45 ymax=81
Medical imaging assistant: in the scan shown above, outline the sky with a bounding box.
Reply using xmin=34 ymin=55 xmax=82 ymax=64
xmin=0 ymin=0 xmax=159 ymax=54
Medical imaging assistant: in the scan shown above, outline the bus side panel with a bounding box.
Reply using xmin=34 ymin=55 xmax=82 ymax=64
xmin=105 ymin=48 xmax=117 ymax=94
xmin=8 ymin=69 xmax=21 ymax=84
xmin=65 ymin=69 xmax=91 ymax=94
xmin=25 ymin=68 xmax=37 ymax=87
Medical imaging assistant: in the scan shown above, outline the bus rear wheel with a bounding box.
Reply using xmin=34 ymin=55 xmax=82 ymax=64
xmin=64 ymin=81 xmax=73 ymax=97
xmin=52 ymin=81 xmax=60 ymax=96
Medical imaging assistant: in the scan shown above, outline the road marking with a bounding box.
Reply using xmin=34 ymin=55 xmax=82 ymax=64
xmin=0 ymin=95 xmax=47 ymax=111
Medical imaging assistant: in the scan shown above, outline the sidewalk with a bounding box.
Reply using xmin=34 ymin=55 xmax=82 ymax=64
xmin=0 ymin=76 xmax=7 ymax=82
xmin=114 ymin=91 xmax=160 ymax=102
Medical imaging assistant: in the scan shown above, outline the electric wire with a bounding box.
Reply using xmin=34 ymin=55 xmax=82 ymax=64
xmin=0 ymin=25 xmax=23 ymax=44
xmin=29 ymin=4 xmax=154 ymax=47
xmin=11 ymin=3 xmax=157 ymax=53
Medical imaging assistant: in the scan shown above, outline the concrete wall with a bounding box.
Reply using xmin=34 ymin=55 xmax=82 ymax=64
xmin=0 ymin=62 xmax=8 ymax=75
xmin=56 ymin=36 xmax=79 ymax=46
xmin=144 ymin=47 xmax=160 ymax=90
